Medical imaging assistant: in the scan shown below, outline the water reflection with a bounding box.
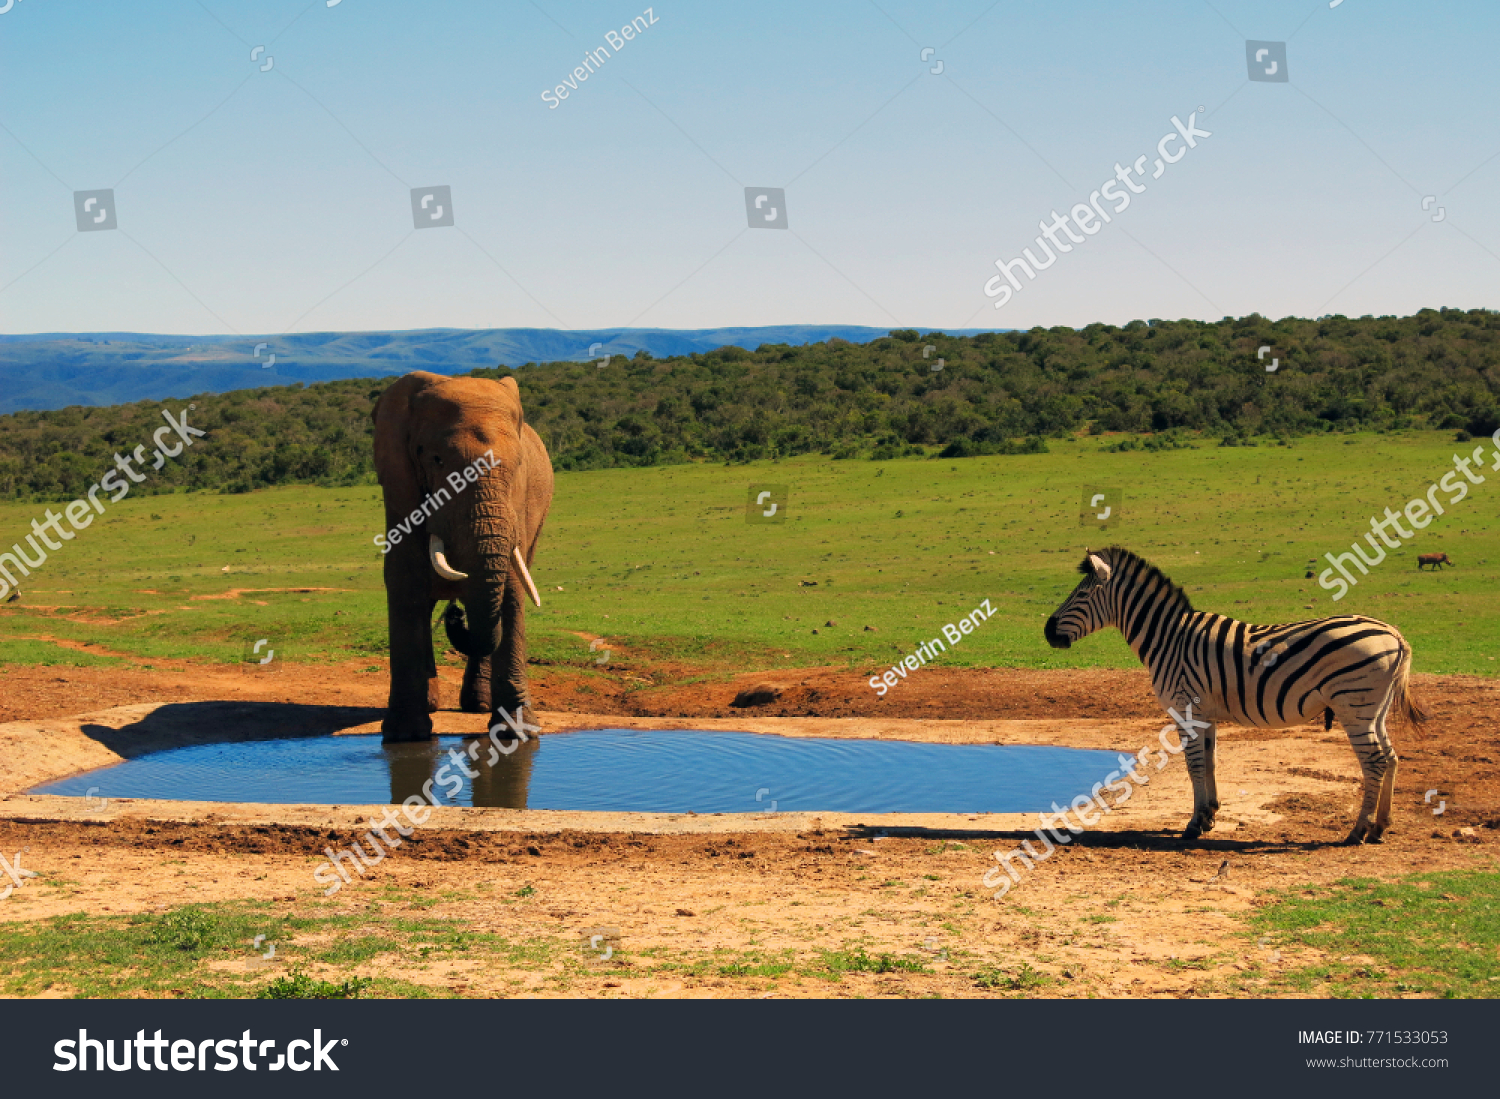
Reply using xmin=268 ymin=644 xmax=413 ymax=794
xmin=384 ymin=734 xmax=539 ymax=809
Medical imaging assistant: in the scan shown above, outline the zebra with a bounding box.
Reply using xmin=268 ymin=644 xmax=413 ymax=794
xmin=1043 ymin=546 xmax=1426 ymax=845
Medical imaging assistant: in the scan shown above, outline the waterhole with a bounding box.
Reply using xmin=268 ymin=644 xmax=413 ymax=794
xmin=34 ymin=729 xmax=1124 ymax=814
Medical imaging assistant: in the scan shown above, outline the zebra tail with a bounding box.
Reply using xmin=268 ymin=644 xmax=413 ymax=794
xmin=1396 ymin=638 xmax=1428 ymax=726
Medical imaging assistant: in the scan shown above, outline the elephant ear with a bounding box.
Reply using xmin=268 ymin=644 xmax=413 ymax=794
xmin=373 ymin=373 xmax=432 ymax=521
xmin=492 ymin=375 xmax=525 ymax=431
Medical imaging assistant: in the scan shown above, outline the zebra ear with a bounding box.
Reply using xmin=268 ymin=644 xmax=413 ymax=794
xmin=1087 ymin=553 xmax=1112 ymax=582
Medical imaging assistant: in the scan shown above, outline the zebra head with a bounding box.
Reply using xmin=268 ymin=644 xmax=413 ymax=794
xmin=1044 ymin=549 xmax=1115 ymax=649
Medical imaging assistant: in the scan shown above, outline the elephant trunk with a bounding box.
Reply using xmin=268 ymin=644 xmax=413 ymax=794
xmin=442 ymin=601 xmax=474 ymax=657
xmin=460 ymin=487 xmax=516 ymax=661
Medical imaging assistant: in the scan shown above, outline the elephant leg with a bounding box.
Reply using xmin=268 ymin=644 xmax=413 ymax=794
xmin=490 ymin=582 xmax=538 ymax=727
xmin=383 ymin=570 xmax=436 ymax=743
xmin=460 ymin=653 xmax=493 ymax=714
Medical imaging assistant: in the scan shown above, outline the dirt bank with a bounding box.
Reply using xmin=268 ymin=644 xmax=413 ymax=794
xmin=0 ymin=659 xmax=1493 ymax=998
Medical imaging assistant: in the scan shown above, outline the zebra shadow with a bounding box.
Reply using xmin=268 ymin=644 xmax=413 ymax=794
xmin=839 ymin=823 xmax=1333 ymax=854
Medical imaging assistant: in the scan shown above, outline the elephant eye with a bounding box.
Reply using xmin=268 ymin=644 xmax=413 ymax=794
xmin=433 ymin=456 xmax=443 ymax=467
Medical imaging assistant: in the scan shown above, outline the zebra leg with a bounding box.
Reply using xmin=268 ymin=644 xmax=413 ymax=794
xmin=1179 ymin=721 xmax=1219 ymax=841
xmin=1373 ymin=750 xmax=1399 ymax=841
xmin=1202 ymin=721 xmax=1220 ymax=828
xmin=1340 ymin=716 xmax=1398 ymax=844
xmin=1370 ymin=706 xmax=1400 ymax=841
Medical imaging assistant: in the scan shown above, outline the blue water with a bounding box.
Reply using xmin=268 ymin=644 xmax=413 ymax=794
xmin=32 ymin=729 xmax=1122 ymax=814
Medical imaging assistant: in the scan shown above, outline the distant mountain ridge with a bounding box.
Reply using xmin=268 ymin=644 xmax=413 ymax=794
xmin=0 ymin=325 xmax=998 ymax=414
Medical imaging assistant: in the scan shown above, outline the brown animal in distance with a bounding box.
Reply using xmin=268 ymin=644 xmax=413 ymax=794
xmin=1417 ymin=553 xmax=1452 ymax=570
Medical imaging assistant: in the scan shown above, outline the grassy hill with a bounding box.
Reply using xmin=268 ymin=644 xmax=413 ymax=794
xmin=1 ymin=309 xmax=1497 ymax=503
xmin=0 ymin=431 xmax=1494 ymax=679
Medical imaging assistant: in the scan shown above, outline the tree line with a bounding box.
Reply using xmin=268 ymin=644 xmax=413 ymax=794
xmin=1 ymin=308 xmax=1496 ymax=500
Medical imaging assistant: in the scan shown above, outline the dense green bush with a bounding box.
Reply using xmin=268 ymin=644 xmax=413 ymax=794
xmin=1 ymin=308 xmax=1497 ymax=500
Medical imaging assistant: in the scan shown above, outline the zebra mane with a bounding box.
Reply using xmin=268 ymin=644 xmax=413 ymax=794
xmin=1083 ymin=545 xmax=1195 ymax=613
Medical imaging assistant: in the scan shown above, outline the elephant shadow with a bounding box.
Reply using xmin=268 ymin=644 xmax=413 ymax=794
xmin=79 ymin=701 xmax=387 ymax=760
xmin=75 ymin=701 xmax=540 ymax=809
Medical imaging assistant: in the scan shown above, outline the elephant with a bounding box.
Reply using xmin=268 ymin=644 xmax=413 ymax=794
xmin=372 ymin=371 xmax=554 ymax=743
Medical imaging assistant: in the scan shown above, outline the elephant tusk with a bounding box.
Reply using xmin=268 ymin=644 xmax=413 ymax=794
xmin=512 ymin=546 xmax=542 ymax=608
xmin=429 ymin=535 xmax=469 ymax=582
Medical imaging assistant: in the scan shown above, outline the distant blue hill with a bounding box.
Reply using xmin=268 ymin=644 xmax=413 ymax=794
xmin=0 ymin=325 xmax=1004 ymax=415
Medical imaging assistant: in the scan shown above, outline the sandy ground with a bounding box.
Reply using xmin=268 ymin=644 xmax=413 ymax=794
xmin=0 ymin=659 xmax=1495 ymax=998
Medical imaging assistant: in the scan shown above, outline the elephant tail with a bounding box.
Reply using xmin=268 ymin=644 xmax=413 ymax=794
xmin=442 ymin=601 xmax=476 ymax=657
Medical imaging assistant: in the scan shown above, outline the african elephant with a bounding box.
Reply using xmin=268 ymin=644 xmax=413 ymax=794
xmin=373 ymin=371 xmax=554 ymax=743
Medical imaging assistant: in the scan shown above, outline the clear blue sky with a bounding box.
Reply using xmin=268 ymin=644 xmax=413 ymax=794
xmin=1 ymin=0 xmax=1495 ymax=336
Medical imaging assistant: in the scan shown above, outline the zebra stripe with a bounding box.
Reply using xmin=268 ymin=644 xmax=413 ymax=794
xmin=1044 ymin=546 xmax=1426 ymax=845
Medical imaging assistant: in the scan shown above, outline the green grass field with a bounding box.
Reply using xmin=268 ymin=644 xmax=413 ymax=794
xmin=1241 ymin=868 xmax=1500 ymax=999
xmin=0 ymin=430 xmax=1495 ymax=678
